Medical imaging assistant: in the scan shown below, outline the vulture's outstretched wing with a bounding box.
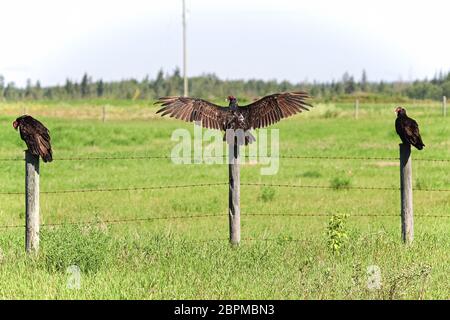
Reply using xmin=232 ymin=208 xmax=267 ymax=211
xmin=155 ymin=97 xmax=229 ymax=130
xmin=20 ymin=117 xmax=53 ymax=162
xmin=239 ymin=91 xmax=313 ymax=129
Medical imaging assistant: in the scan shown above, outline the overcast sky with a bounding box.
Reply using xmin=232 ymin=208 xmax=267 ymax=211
xmin=1 ymin=0 xmax=449 ymax=87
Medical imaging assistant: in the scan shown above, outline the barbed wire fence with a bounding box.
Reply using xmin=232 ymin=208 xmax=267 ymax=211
xmin=2 ymin=155 xmax=450 ymax=162
xmin=0 ymin=153 xmax=449 ymax=250
xmin=0 ymin=212 xmax=448 ymax=230
xmin=1 ymin=182 xmax=450 ymax=196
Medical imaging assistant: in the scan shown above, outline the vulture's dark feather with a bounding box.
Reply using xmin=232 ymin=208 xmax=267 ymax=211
xmin=13 ymin=115 xmax=53 ymax=162
xmin=395 ymin=107 xmax=425 ymax=150
xmin=155 ymin=92 xmax=313 ymax=144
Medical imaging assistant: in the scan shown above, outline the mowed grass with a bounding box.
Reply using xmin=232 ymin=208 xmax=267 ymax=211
xmin=0 ymin=100 xmax=449 ymax=299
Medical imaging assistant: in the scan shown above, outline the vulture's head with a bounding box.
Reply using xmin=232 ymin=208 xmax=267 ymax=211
xmin=13 ymin=115 xmax=27 ymax=130
xmin=395 ymin=106 xmax=406 ymax=116
xmin=227 ymin=96 xmax=238 ymax=106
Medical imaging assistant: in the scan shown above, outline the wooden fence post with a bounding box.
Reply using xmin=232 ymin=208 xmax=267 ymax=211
xmin=102 ymin=105 xmax=106 ymax=122
xmin=25 ymin=151 xmax=40 ymax=254
xmin=443 ymin=96 xmax=447 ymax=117
xmin=228 ymin=141 xmax=241 ymax=245
xmin=399 ymin=143 xmax=413 ymax=244
xmin=354 ymin=99 xmax=359 ymax=119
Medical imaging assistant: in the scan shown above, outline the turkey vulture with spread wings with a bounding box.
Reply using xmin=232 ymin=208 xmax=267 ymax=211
xmin=13 ymin=115 xmax=53 ymax=162
xmin=155 ymin=91 xmax=313 ymax=144
xmin=395 ymin=107 xmax=425 ymax=150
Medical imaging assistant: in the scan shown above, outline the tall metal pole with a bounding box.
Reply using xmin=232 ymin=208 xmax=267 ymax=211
xmin=182 ymin=0 xmax=188 ymax=97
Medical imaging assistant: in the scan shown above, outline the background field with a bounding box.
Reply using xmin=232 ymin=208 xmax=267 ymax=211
xmin=0 ymin=100 xmax=449 ymax=299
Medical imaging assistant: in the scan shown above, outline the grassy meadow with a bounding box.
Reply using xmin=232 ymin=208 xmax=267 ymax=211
xmin=0 ymin=100 xmax=449 ymax=299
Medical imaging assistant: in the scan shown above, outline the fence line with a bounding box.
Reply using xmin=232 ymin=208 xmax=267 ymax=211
xmin=1 ymin=212 xmax=448 ymax=230
xmin=241 ymin=182 xmax=450 ymax=192
xmin=1 ymin=155 xmax=450 ymax=162
xmin=0 ymin=183 xmax=229 ymax=195
xmin=0 ymin=213 xmax=224 ymax=229
xmin=276 ymin=155 xmax=450 ymax=162
xmin=244 ymin=213 xmax=450 ymax=218
xmin=1 ymin=181 xmax=449 ymax=196
xmin=1 ymin=149 xmax=449 ymax=247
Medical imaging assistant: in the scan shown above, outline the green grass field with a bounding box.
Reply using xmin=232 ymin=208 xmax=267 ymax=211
xmin=0 ymin=100 xmax=449 ymax=299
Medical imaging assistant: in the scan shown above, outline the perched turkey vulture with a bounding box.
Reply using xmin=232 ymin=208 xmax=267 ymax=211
xmin=155 ymin=92 xmax=313 ymax=144
xmin=395 ymin=107 xmax=425 ymax=150
xmin=13 ymin=115 xmax=53 ymax=162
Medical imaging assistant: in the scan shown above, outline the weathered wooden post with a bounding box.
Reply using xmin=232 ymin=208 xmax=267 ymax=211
xmin=399 ymin=143 xmax=413 ymax=244
xmin=443 ymin=96 xmax=447 ymax=117
xmin=354 ymin=99 xmax=359 ymax=119
xmin=228 ymin=139 xmax=241 ymax=245
xmin=25 ymin=150 xmax=39 ymax=253
xmin=25 ymin=150 xmax=40 ymax=254
xmin=102 ymin=105 xmax=106 ymax=122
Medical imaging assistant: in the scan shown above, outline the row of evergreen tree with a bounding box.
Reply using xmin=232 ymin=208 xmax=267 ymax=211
xmin=0 ymin=69 xmax=449 ymax=102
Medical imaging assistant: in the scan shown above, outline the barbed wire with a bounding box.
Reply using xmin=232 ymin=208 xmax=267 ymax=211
xmin=242 ymin=237 xmax=310 ymax=243
xmin=277 ymin=155 xmax=450 ymax=162
xmin=54 ymin=155 xmax=173 ymax=161
xmin=244 ymin=213 xmax=450 ymax=218
xmin=0 ymin=156 xmax=173 ymax=162
xmin=0 ymin=213 xmax=222 ymax=229
xmin=1 ymin=155 xmax=449 ymax=162
xmin=0 ymin=183 xmax=228 ymax=195
xmin=1 ymin=212 xmax=448 ymax=230
xmin=241 ymin=182 xmax=450 ymax=192
xmin=2 ymin=181 xmax=449 ymax=195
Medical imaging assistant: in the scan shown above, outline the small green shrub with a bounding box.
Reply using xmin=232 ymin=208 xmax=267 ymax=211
xmin=301 ymin=170 xmax=322 ymax=178
xmin=260 ymin=187 xmax=276 ymax=202
xmin=415 ymin=178 xmax=429 ymax=190
xmin=330 ymin=176 xmax=351 ymax=190
xmin=40 ymin=224 xmax=114 ymax=274
xmin=326 ymin=213 xmax=349 ymax=254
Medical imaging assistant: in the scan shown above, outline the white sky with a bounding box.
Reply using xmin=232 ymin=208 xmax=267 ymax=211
xmin=1 ymin=0 xmax=449 ymax=87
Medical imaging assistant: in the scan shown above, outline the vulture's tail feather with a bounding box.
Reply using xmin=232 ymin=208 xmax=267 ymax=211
xmin=42 ymin=152 xmax=53 ymax=163
xmin=223 ymin=131 xmax=256 ymax=145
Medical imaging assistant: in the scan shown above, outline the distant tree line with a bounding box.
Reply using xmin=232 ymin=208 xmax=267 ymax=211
xmin=0 ymin=68 xmax=449 ymax=102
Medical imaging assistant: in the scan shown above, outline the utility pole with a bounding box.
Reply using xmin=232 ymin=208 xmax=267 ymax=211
xmin=182 ymin=0 xmax=188 ymax=97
